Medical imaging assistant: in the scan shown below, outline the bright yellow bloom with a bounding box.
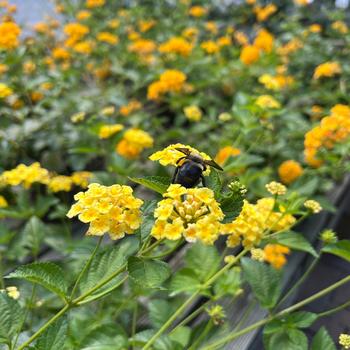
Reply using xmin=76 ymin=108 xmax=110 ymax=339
xmin=0 ymin=21 xmax=21 ymax=49
xmin=294 ymin=0 xmax=309 ymax=5
xmin=253 ymin=4 xmax=277 ymax=22
xmin=189 ymin=6 xmax=207 ymax=17
xmin=149 ymin=143 xmax=212 ymax=175
xmin=0 ymin=195 xmax=8 ymax=208
xmin=48 ymin=175 xmax=73 ymax=192
xmin=255 ymin=95 xmax=280 ymax=109
xmin=217 ymin=36 xmax=232 ymax=47
xmin=277 ymin=38 xmax=303 ymax=56
xmin=86 ymin=0 xmax=105 ymax=8
xmin=119 ymin=100 xmax=142 ymax=116
xmin=240 ymin=45 xmax=260 ymax=65
xmin=97 ymin=32 xmax=119 ymax=45
xmin=304 ymin=200 xmax=322 ymax=213
xmin=23 ymin=61 xmax=36 ymax=74
xmin=71 ymin=171 xmax=92 ymax=188
xmin=182 ymin=27 xmax=199 ymax=40
xmin=234 ymin=31 xmax=249 ymax=46
xmin=309 ymin=24 xmax=321 ymax=33
xmin=0 ymin=64 xmax=8 ymax=74
xmin=101 ymin=106 xmax=115 ymax=116
xmin=215 ymin=146 xmax=241 ymax=166
xmin=205 ymin=21 xmax=218 ymax=34
xmin=98 ymin=124 xmax=124 ymax=139
xmin=339 ymin=334 xmax=350 ymax=349
xmin=63 ymin=22 xmax=89 ymax=46
xmin=73 ymin=40 xmax=94 ymax=54
xmin=108 ymin=19 xmax=120 ymax=29
xmin=278 ymin=160 xmax=303 ymax=184
xmin=0 ymin=83 xmax=13 ymax=98
xmin=71 ymin=111 xmax=86 ymax=123
xmin=266 ymin=181 xmax=286 ymax=196
xmin=128 ymin=39 xmax=156 ymax=55
xmin=253 ymin=29 xmax=274 ymax=53
xmin=147 ymin=70 xmax=187 ymax=100
xmin=152 ymin=184 xmax=224 ymax=245
xmin=264 ymin=244 xmax=290 ymax=269
xmin=67 ymin=183 xmax=143 ymax=239
xmin=1 ymin=163 xmax=49 ymax=188
xmin=332 ymin=21 xmax=348 ymax=34
xmin=138 ymin=20 xmax=156 ymax=33
xmin=159 ymin=37 xmax=193 ymax=57
xmin=184 ymin=105 xmax=202 ymax=121
xmin=304 ymin=104 xmax=350 ymax=167
xmin=313 ymin=61 xmax=341 ymax=79
xmin=76 ymin=10 xmax=91 ymax=21
xmin=201 ymin=41 xmax=220 ymax=54
xmin=258 ymin=74 xmax=294 ymax=90
xmin=116 ymin=128 xmax=153 ymax=159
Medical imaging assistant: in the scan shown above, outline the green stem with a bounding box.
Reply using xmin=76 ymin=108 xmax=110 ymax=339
xmin=188 ymin=320 xmax=213 ymax=350
xmin=70 ymin=236 xmax=103 ymax=300
xmin=142 ymin=249 xmax=248 ymax=350
xmin=142 ymin=239 xmax=184 ymax=259
xmin=232 ymin=300 xmax=257 ymax=332
xmin=13 ymin=285 xmax=37 ymax=349
xmin=17 ymin=304 xmax=70 ymax=350
xmin=170 ymin=300 xmax=211 ymax=335
xmin=318 ymin=298 xmax=350 ymax=318
xmin=131 ymin=301 xmax=138 ymax=349
xmin=275 ymin=254 xmax=321 ymax=310
xmin=202 ymin=274 xmax=350 ymax=350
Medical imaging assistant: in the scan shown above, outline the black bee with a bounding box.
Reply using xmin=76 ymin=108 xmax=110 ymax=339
xmin=172 ymin=148 xmax=223 ymax=188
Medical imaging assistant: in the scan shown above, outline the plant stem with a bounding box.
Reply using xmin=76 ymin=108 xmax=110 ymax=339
xmin=142 ymin=239 xmax=184 ymax=259
xmin=70 ymin=236 xmax=103 ymax=300
xmin=131 ymin=301 xmax=138 ymax=350
xmin=275 ymin=254 xmax=321 ymax=310
xmin=188 ymin=320 xmax=213 ymax=350
xmin=318 ymin=298 xmax=350 ymax=318
xmin=232 ymin=300 xmax=257 ymax=332
xmin=17 ymin=304 xmax=70 ymax=350
xmin=142 ymin=249 xmax=248 ymax=350
xmin=202 ymin=274 xmax=350 ymax=350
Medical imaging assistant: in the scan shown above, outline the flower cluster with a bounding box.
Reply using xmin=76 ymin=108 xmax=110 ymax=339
xmin=259 ymin=73 xmax=294 ymax=90
xmin=222 ymin=197 xmax=295 ymax=249
xmin=255 ymin=95 xmax=280 ymax=109
xmin=120 ymin=99 xmax=142 ymax=116
xmin=67 ymin=183 xmax=143 ymax=239
xmin=0 ymin=163 xmax=49 ymax=189
xmin=339 ymin=334 xmax=350 ymax=349
xmin=278 ymin=160 xmax=303 ymax=184
xmin=0 ymin=21 xmax=21 ymax=50
xmin=116 ymin=128 xmax=153 ymax=159
xmin=0 ymin=83 xmax=13 ymax=98
xmin=215 ymin=146 xmax=241 ymax=166
xmin=304 ymin=104 xmax=350 ymax=167
xmin=266 ymin=181 xmax=287 ymax=196
xmin=151 ymin=184 xmax=224 ymax=245
xmin=304 ymin=200 xmax=322 ymax=213
xmin=313 ymin=61 xmax=341 ymax=79
xmin=184 ymin=105 xmax=202 ymax=122
xmin=147 ymin=70 xmax=187 ymax=100
xmin=264 ymin=244 xmax=290 ymax=269
xmin=159 ymin=37 xmax=193 ymax=57
xmin=149 ymin=143 xmax=212 ymax=174
xmin=0 ymin=195 xmax=8 ymax=208
xmin=98 ymin=124 xmax=124 ymax=139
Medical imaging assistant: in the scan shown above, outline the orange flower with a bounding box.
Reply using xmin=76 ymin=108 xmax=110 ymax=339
xmin=215 ymin=146 xmax=241 ymax=166
xmin=278 ymin=160 xmax=303 ymax=184
xmin=240 ymin=45 xmax=260 ymax=65
xmin=264 ymin=244 xmax=290 ymax=269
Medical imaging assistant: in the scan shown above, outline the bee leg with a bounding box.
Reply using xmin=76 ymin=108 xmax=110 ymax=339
xmin=172 ymin=167 xmax=179 ymax=184
xmin=201 ymin=175 xmax=206 ymax=187
xmin=176 ymin=156 xmax=186 ymax=165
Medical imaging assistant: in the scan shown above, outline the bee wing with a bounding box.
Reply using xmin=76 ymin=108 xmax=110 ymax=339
xmin=175 ymin=147 xmax=192 ymax=156
xmin=204 ymin=159 xmax=224 ymax=171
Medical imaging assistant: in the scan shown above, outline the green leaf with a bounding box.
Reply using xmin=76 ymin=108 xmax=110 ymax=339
xmin=6 ymin=262 xmax=68 ymax=300
xmin=322 ymin=240 xmax=350 ymax=262
xmin=129 ymin=176 xmax=170 ymax=194
xmin=270 ymin=231 xmax=318 ymax=257
xmin=241 ymin=258 xmax=282 ymax=309
xmin=0 ymin=292 xmax=23 ymax=345
xmin=214 ymin=267 xmax=242 ymax=298
xmin=148 ymin=300 xmax=178 ymax=328
xmin=220 ymin=188 xmax=244 ymax=223
xmin=311 ymin=327 xmax=336 ymax=350
xmin=206 ymin=169 xmax=221 ymax=197
xmin=127 ymin=257 xmax=171 ymax=288
xmin=80 ymin=237 xmax=138 ymax=295
xmin=169 ymin=327 xmax=191 ymax=348
xmin=22 ymin=216 xmax=46 ymax=256
xmin=286 ymin=312 xmax=318 ymax=328
xmin=224 ymin=154 xmax=264 ymax=171
xmin=34 ymin=317 xmax=67 ymax=350
xmin=185 ymin=243 xmax=220 ymax=281
xmin=267 ymin=329 xmax=308 ymax=350
xmin=169 ymin=268 xmax=202 ymax=295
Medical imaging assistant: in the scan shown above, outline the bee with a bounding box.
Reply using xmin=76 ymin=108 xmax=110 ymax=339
xmin=172 ymin=148 xmax=223 ymax=188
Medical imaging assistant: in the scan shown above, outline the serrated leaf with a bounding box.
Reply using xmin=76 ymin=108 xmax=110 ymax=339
xmin=34 ymin=317 xmax=67 ymax=350
xmin=169 ymin=327 xmax=191 ymax=348
xmin=0 ymin=292 xmax=23 ymax=344
xmin=311 ymin=327 xmax=336 ymax=350
xmin=206 ymin=169 xmax=221 ymax=197
xmin=270 ymin=231 xmax=318 ymax=257
xmin=322 ymin=240 xmax=350 ymax=262
xmin=169 ymin=268 xmax=201 ymax=295
xmin=127 ymin=257 xmax=171 ymax=288
xmin=129 ymin=176 xmax=170 ymax=194
xmin=267 ymin=329 xmax=308 ymax=350
xmin=214 ymin=267 xmax=242 ymax=298
xmin=220 ymin=191 xmax=244 ymax=223
xmin=148 ymin=300 xmax=178 ymax=328
xmin=185 ymin=243 xmax=220 ymax=281
xmin=6 ymin=262 xmax=68 ymax=300
xmin=241 ymin=258 xmax=282 ymax=309
xmin=80 ymin=237 xmax=138 ymax=295
xmin=22 ymin=216 xmax=46 ymax=256
xmin=286 ymin=312 xmax=318 ymax=328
